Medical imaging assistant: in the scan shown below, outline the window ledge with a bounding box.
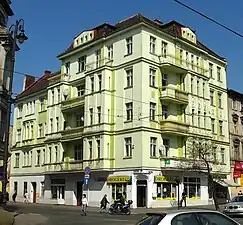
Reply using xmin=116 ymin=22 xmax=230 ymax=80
xmin=13 ymin=166 xmax=20 ymax=169
xmin=124 ymin=86 xmax=133 ymax=90
xmin=149 ymin=120 xmax=158 ymax=123
xmin=76 ymin=70 xmax=85 ymax=75
xmin=149 ymin=85 xmax=158 ymax=89
xmin=123 ymin=156 xmax=132 ymax=160
xmin=35 ymin=165 xmax=41 ymax=167
xmin=124 ymin=53 xmax=132 ymax=57
xmin=124 ymin=120 xmax=133 ymax=124
xmin=17 ymin=117 xmax=22 ymax=119
xmin=150 ymin=156 xmax=158 ymax=159
xmin=149 ymin=52 xmax=157 ymax=57
xmin=39 ymin=110 xmax=47 ymax=113
xmin=26 ymin=113 xmax=35 ymax=117
xmin=37 ymin=137 xmax=45 ymax=140
xmin=22 ymin=165 xmax=32 ymax=168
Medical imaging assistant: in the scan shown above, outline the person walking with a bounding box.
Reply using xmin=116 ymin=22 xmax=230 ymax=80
xmin=99 ymin=194 xmax=109 ymax=213
xmin=180 ymin=191 xmax=187 ymax=207
xmin=23 ymin=192 xmax=29 ymax=204
xmin=238 ymin=190 xmax=243 ymax=195
xmin=12 ymin=190 xmax=17 ymax=203
xmin=81 ymin=194 xmax=88 ymax=216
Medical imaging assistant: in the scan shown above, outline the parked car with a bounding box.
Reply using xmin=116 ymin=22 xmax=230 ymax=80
xmin=223 ymin=195 xmax=243 ymax=216
xmin=136 ymin=210 xmax=240 ymax=225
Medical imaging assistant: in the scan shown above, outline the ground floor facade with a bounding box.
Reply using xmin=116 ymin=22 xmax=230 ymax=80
xmin=9 ymin=168 xmax=229 ymax=208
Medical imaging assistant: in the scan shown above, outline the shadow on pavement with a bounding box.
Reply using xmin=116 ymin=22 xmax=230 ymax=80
xmin=1 ymin=204 xmax=20 ymax=212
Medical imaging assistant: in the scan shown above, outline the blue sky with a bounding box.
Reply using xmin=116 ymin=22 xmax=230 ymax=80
xmin=9 ymin=0 xmax=243 ymax=95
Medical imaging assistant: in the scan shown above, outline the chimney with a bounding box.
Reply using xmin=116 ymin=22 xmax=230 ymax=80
xmin=44 ymin=70 xmax=52 ymax=75
xmin=154 ymin=19 xmax=163 ymax=26
xmin=23 ymin=75 xmax=35 ymax=91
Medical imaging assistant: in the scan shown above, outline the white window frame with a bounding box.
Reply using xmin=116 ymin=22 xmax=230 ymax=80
xmin=126 ymin=68 xmax=133 ymax=88
xmin=150 ymin=137 xmax=157 ymax=157
xmin=125 ymin=137 xmax=132 ymax=157
xmin=149 ymin=68 xmax=156 ymax=87
xmin=126 ymin=102 xmax=133 ymax=121
xmin=150 ymin=102 xmax=156 ymax=121
xmin=108 ymin=45 xmax=113 ymax=60
xmin=126 ymin=37 xmax=133 ymax=55
xmin=150 ymin=36 xmax=156 ymax=54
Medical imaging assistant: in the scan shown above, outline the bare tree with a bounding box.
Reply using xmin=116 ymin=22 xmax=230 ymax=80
xmin=184 ymin=137 xmax=223 ymax=211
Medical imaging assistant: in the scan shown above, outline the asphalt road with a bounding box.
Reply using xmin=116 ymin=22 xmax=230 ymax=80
xmin=4 ymin=203 xmax=243 ymax=225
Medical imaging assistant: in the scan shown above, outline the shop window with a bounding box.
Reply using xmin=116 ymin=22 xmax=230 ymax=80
xmin=51 ymin=179 xmax=65 ymax=199
xmin=111 ymin=183 xmax=127 ymax=200
xmin=183 ymin=177 xmax=201 ymax=199
xmin=157 ymin=183 xmax=177 ymax=199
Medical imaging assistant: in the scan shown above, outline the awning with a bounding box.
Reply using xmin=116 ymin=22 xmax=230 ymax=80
xmin=214 ymin=179 xmax=240 ymax=187
xmin=235 ymin=162 xmax=243 ymax=171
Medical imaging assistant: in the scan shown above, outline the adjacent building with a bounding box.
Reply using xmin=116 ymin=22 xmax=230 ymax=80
xmin=10 ymin=14 xmax=231 ymax=208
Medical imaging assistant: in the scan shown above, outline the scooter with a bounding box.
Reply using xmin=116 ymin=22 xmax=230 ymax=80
xmin=108 ymin=200 xmax=133 ymax=215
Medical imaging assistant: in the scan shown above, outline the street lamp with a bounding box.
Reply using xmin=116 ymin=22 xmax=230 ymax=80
xmin=1 ymin=19 xmax=28 ymax=204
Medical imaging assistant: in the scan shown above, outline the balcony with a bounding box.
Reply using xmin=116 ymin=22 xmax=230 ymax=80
xmin=159 ymin=87 xmax=188 ymax=105
xmin=85 ymin=58 xmax=113 ymax=73
xmin=159 ymin=55 xmax=207 ymax=75
xmin=160 ymin=120 xmax=189 ymax=136
xmin=61 ymin=126 xmax=84 ymax=142
xmin=44 ymin=161 xmax=83 ymax=173
xmin=61 ymin=96 xmax=84 ymax=112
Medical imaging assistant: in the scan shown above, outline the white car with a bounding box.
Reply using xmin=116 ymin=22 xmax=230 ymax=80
xmin=136 ymin=210 xmax=240 ymax=225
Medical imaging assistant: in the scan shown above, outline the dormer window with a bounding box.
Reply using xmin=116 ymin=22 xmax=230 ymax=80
xmin=90 ymin=33 xmax=93 ymax=39
xmin=76 ymin=39 xmax=79 ymax=45
xmin=232 ymin=113 xmax=239 ymax=123
xmin=81 ymin=37 xmax=83 ymax=43
xmin=85 ymin=35 xmax=88 ymax=41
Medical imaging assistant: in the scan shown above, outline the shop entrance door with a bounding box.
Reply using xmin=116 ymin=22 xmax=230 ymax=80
xmin=31 ymin=182 xmax=37 ymax=203
xmin=77 ymin=182 xmax=83 ymax=206
xmin=137 ymin=180 xmax=147 ymax=207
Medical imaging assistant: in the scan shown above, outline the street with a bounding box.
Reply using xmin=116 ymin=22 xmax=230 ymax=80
xmin=3 ymin=203 xmax=243 ymax=225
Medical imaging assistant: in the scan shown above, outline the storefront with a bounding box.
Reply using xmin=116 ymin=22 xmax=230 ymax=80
xmin=230 ymin=161 xmax=243 ymax=196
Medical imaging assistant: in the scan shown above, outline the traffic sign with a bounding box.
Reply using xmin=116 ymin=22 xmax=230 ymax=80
xmin=84 ymin=167 xmax=91 ymax=174
xmin=84 ymin=178 xmax=89 ymax=185
xmin=84 ymin=174 xmax=90 ymax=179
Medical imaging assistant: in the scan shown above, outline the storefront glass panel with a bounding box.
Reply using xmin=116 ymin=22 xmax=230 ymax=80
xmin=183 ymin=177 xmax=200 ymax=199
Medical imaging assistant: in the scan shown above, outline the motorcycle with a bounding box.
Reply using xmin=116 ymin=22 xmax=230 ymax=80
xmin=108 ymin=200 xmax=133 ymax=215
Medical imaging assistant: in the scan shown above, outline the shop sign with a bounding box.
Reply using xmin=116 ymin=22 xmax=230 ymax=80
xmin=235 ymin=162 xmax=243 ymax=170
xmin=154 ymin=176 xmax=178 ymax=183
xmin=107 ymin=176 xmax=131 ymax=184
xmin=233 ymin=171 xmax=241 ymax=178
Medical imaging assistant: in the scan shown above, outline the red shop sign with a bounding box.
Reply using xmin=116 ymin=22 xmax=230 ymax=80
xmin=233 ymin=171 xmax=241 ymax=178
xmin=235 ymin=162 xmax=243 ymax=170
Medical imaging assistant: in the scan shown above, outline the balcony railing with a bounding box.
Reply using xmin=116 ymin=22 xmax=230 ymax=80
xmin=61 ymin=126 xmax=84 ymax=142
xmin=45 ymin=161 xmax=83 ymax=173
xmin=160 ymin=119 xmax=189 ymax=135
xmin=85 ymin=58 xmax=113 ymax=72
xmin=61 ymin=96 xmax=85 ymax=111
xmin=159 ymin=87 xmax=188 ymax=104
xmin=159 ymin=54 xmax=207 ymax=75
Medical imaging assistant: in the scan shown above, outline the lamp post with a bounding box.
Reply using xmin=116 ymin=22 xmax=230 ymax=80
xmin=175 ymin=178 xmax=180 ymax=210
xmin=1 ymin=19 xmax=28 ymax=204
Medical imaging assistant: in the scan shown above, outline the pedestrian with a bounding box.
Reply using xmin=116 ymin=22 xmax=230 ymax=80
xmin=81 ymin=194 xmax=88 ymax=216
xmin=12 ymin=190 xmax=17 ymax=203
xmin=23 ymin=192 xmax=29 ymax=204
xmin=180 ymin=190 xmax=187 ymax=207
xmin=238 ymin=190 xmax=243 ymax=195
xmin=99 ymin=194 xmax=109 ymax=213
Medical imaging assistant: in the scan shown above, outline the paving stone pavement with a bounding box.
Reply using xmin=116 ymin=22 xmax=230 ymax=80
xmin=13 ymin=213 xmax=48 ymax=225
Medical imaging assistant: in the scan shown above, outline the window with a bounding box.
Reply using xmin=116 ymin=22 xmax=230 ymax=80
xmin=150 ymin=137 xmax=157 ymax=157
xmin=211 ymin=118 xmax=215 ymax=133
xmin=172 ymin=213 xmax=200 ymax=225
xmin=126 ymin=37 xmax=133 ymax=55
xmin=218 ymin=92 xmax=222 ymax=108
xmin=183 ymin=177 xmax=200 ymax=198
xmin=126 ymin=68 xmax=133 ymax=88
xmin=49 ymin=147 xmax=52 ymax=163
xmin=204 ymin=112 xmax=206 ymax=128
xmin=51 ymin=179 xmax=65 ymax=199
xmin=213 ymin=147 xmax=217 ymax=161
xmin=150 ymin=102 xmax=156 ymax=121
xmin=23 ymin=182 xmax=28 ymax=196
xmin=89 ymin=108 xmax=93 ymax=125
xmin=179 ymin=49 xmax=183 ymax=64
xmin=97 ymin=140 xmax=101 ymax=159
xmin=209 ymin=63 xmax=213 ymax=78
xmin=111 ymin=183 xmax=127 ymax=200
xmin=43 ymin=149 xmax=45 ymax=165
xmin=210 ymin=89 xmax=214 ymax=106
xmin=78 ymin=55 xmax=86 ymax=72
xmin=18 ymin=105 xmax=23 ymax=118
xmin=96 ymin=49 xmax=101 ymax=68
xmin=191 ymin=77 xmax=193 ymax=94
xmin=125 ymin=102 xmax=133 ymax=121
xmin=38 ymin=124 xmax=43 ymax=137
xmin=163 ymin=139 xmax=170 ymax=157
xmin=97 ymin=106 xmax=101 ymax=124
xmin=50 ymin=118 xmax=53 ymax=133
xmin=65 ymin=62 xmax=70 ymax=75
xmin=29 ymin=151 xmax=32 ymax=166
xmin=192 ymin=109 xmax=195 ymax=126
xmin=191 ymin=54 xmax=194 ymax=70
xmin=162 ymin=73 xmax=167 ymax=90
xmin=161 ymin=41 xmax=167 ymax=57
xmin=57 ymin=88 xmax=60 ymax=102
xmin=219 ymin=120 xmax=223 ymax=135
xmin=185 ymin=51 xmax=189 ymax=67
xmin=198 ymin=111 xmax=200 ymax=127
xmin=232 ymin=99 xmax=237 ymax=109
xmin=15 ymin=153 xmax=20 ymax=168
xmin=52 ymin=90 xmax=54 ymax=105
xmin=150 ymin=36 xmax=156 ymax=54
xmin=125 ymin=137 xmax=132 ymax=157
xmin=221 ymin=148 xmax=225 ymax=163
xmin=76 ymin=114 xmax=84 ymax=127
xmin=234 ymin=145 xmax=240 ymax=159
xmin=108 ymin=45 xmax=113 ymax=60
xmin=17 ymin=129 xmax=21 ymax=142
xmin=98 ymin=74 xmax=102 ymax=91
xmin=77 ymin=85 xmax=85 ymax=97
xmin=14 ymin=182 xmax=18 ymax=193
xmin=55 ymin=146 xmax=58 ymax=163
xmin=156 ymin=182 xmax=177 ymax=199
xmin=149 ymin=68 xmax=156 ymax=87
xmin=217 ymin=66 xmax=221 ymax=81
xmin=40 ymin=98 xmax=45 ymax=111
xmin=202 ymin=82 xmax=205 ymax=98
xmin=197 ymin=80 xmax=200 ymax=96
xmin=162 ymin=105 xmax=168 ymax=119
xmin=36 ymin=150 xmax=41 ymax=166
xmin=196 ymin=56 xmax=199 ymax=72
xmin=75 ymin=144 xmax=83 ymax=161
xmin=30 ymin=124 xmax=34 ymax=139
xmin=56 ymin=117 xmax=59 ymax=132
xmin=196 ymin=212 xmax=238 ymax=225
xmin=90 ymin=76 xmax=94 ymax=93
xmin=89 ymin=141 xmax=92 ymax=159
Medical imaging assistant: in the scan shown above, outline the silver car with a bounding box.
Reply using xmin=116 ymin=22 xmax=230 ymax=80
xmin=223 ymin=195 xmax=243 ymax=216
xmin=136 ymin=210 xmax=240 ymax=225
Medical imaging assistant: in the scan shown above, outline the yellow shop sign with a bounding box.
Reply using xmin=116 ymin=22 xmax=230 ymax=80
xmin=155 ymin=176 xmax=177 ymax=183
xmin=107 ymin=176 xmax=131 ymax=184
